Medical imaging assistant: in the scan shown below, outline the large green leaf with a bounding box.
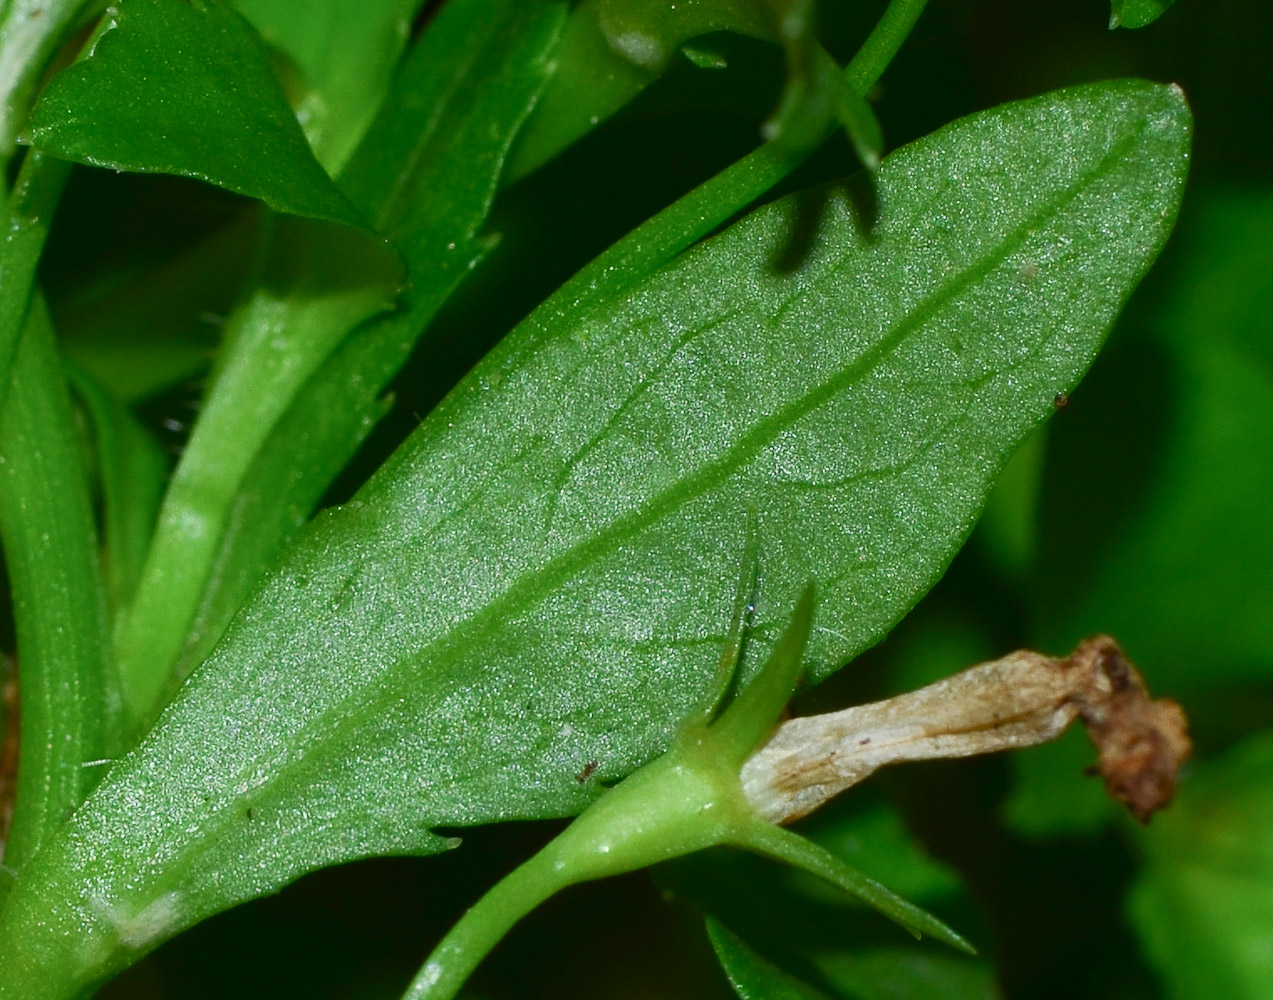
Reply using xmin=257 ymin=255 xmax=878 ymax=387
xmin=1128 ymin=732 xmax=1273 ymax=999
xmin=0 ymin=80 xmax=1189 ymax=998
xmin=1110 ymin=0 xmax=1177 ymax=29
xmin=24 ymin=0 xmax=364 ymax=228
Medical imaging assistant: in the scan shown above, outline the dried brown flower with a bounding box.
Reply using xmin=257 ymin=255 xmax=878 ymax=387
xmin=741 ymin=635 xmax=1190 ymax=825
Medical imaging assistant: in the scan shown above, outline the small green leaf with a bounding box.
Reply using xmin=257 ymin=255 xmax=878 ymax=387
xmin=707 ymin=917 xmax=836 ymax=1000
xmin=1110 ymin=0 xmax=1177 ymax=30
xmin=25 ymin=0 xmax=365 ymax=228
xmin=64 ymin=363 xmax=168 ymax=615
xmin=814 ymin=946 xmax=1002 ymax=1000
xmin=1128 ymin=732 xmax=1273 ymax=999
xmin=232 ymin=0 xmax=423 ymax=172
xmin=0 ymin=80 xmax=1189 ymax=994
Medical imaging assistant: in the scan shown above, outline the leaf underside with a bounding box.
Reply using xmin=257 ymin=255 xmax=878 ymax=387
xmin=0 ymin=79 xmax=1190 ymax=994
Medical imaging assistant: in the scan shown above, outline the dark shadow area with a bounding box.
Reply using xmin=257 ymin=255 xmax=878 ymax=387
xmin=100 ymin=817 xmax=734 ymax=1000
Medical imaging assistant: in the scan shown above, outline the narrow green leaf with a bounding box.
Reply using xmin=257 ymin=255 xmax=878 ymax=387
xmin=710 ymin=584 xmax=814 ymax=763
xmin=64 ymin=363 xmax=168 ymax=614
xmin=0 ymin=80 xmax=1189 ymax=994
xmin=1127 ymin=732 xmax=1273 ymax=999
xmin=797 ymin=802 xmax=963 ymax=905
xmin=24 ymin=0 xmax=366 ymax=229
xmin=232 ymin=0 xmax=423 ymax=173
xmin=112 ymin=212 xmax=402 ymax=732
xmin=0 ymin=300 xmax=110 ymax=903
xmin=707 ymin=917 xmax=836 ymax=1000
xmin=741 ymin=822 xmax=974 ymax=952
xmin=1110 ymin=0 xmax=1177 ymax=30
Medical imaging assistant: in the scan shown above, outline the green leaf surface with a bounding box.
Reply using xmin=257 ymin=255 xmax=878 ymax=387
xmin=813 ymin=946 xmax=1002 ymax=1000
xmin=708 ymin=917 xmax=836 ymax=1000
xmin=233 ymin=0 xmax=422 ymax=172
xmin=1128 ymin=732 xmax=1273 ymax=999
xmin=1031 ymin=190 xmax=1273 ymax=696
xmin=0 ymin=80 xmax=1189 ymax=997
xmin=1110 ymin=0 xmax=1177 ymax=30
xmin=24 ymin=0 xmax=365 ymax=228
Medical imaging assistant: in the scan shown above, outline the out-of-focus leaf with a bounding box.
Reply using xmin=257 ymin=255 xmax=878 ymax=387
xmin=708 ymin=917 xmax=835 ymax=1000
xmin=64 ymin=364 xmax=168 ymax=614
xmin=0 ymin=82 xmax=1190 ymax=997
xmin=1128 ymin=732 xmax=1273 ymax=999
xmin=25 ymin=0 xmax=365 ymax=228
xmin=507 ymin=0 xmax=773 ymax=181
xmin=1032 ymin=190 xmax=1273 ymax=696
xmin=973 ymin=424 xmax=1047 ymax=584
xmin=1001 ymin=726 xmax=1115 ymax=838
xmin=56 ymin=212 xmax=257 ymax=403
xmin=814 ymin=947 xmax=1002 ymax=1000
xmin=796 ymin=802 xmax=963 ymax=905
xmin=1110 ymin=0 xmax=1177 ymax=30
xmin=233 ymin=0 xmax=422 ymax=172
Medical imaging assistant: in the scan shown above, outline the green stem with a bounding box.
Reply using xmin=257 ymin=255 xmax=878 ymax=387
xmin=402 ymin=849 xmax=568 ymax=1000
xmin=517 ymin=0 xmax=930 ymax=342
xmin=0 ymin=297 xmax=111 ymax=907
xmin=843 ymin=0 xmax=931 ymax=95
xmin=0 ymin=150 xmax=73 ymax=411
